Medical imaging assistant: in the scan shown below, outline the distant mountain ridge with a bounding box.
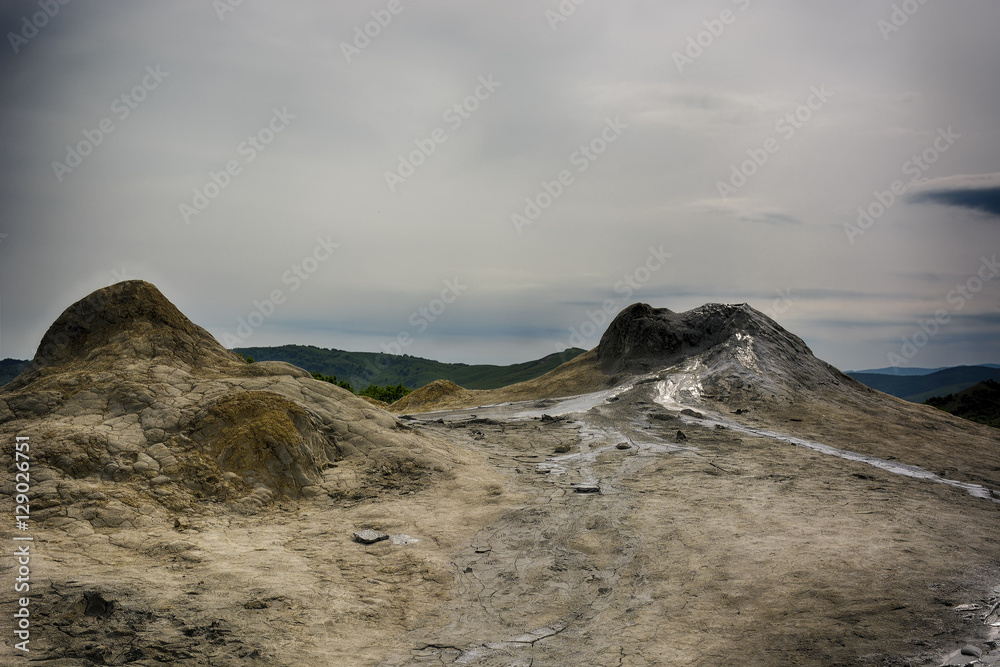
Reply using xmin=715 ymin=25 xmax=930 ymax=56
xmin=847 ymin=366 xmax=950 ymax=376
xmin=848 ymin=364 xmax=1000 ymax=376
xmin=848 ymin=365 xmax=1000 ymax=403
xmin=232 ymin=344 xmax=587 ymax=391
xmin=4 ymin=346 xmax=586 ymax=392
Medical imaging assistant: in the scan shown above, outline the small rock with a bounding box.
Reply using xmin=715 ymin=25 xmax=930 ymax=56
xmin=680 ymin=409 xmax=704 ymax=419
xmin=676 ymin=430 xmax=687 ymax=441
xmin=616 ymin=442 xmax=631 ymax=450
xmin=243 ymin=599 xmax=269 ymax=609
xmin=961 ymin=645 xmax=982 ymax=658
xmin=353 ymin=529 xmax=389 ymax=545
xmin=573 ymin=484 xmax=601 ymax=494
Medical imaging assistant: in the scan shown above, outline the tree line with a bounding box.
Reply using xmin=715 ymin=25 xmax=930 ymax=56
xmin=240 ymin=354 xmax=411 ymax=404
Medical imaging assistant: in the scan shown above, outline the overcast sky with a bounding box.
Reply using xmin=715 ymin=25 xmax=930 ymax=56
xmin=2 ymin=1 xmax=999 ymax=371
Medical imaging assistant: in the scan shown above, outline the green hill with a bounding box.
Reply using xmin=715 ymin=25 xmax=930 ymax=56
xmin=0 ymin=358 xmax=29 ymax=387
xmin=925 ymin=380 xmax=1000 ymax=429
xmin=232 ymin=345 xmax=588 ymax=391
xmin=848 ymin=366 xmax=1000 ymax=403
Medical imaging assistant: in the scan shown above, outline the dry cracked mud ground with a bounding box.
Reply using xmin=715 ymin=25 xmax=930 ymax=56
xmin=7 ymin=381 xmax=1000 ymax=666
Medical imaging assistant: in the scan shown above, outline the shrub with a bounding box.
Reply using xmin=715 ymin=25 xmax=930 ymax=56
xmin=310 ymin=372 xmax=355 ymax=393
xmin=359 ymin=383 xmax=412 ymax=404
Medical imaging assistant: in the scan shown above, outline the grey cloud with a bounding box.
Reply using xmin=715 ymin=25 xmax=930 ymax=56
xmin=2 ymin=1 xmax=1000 ymax=373
xmin=908 ymin=173 xmax=1000 ymax=217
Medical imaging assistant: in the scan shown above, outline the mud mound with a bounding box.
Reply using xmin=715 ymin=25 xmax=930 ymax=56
xmin=597 ymin=302 xmax=863 ymax=407
xmin=0 ymin=281 xmax=458 ymax=530
xmin=392 ymin=379 xmax=470 ymax=412
xmin=11 ymin=281 xmax=242 ymax=389
xmin=387 ymin=303 xmax=865 ymax=415
xmin=597 ymin=302 xmax=811 ymax=370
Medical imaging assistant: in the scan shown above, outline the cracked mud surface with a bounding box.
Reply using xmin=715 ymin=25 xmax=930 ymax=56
xmin=5 ymin=382 xmax=1000 ymax=665
xmin=373 ymin=383 xmax=1000 ymax=666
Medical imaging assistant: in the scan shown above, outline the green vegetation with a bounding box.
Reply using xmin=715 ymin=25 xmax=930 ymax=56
xmin=925 ymin=380 xmax=1000 ymax=429
xmin=309 ymin=371 xmax=410 ymax=404
xmin=231 ymin=344 xmax=587 ymax=391
xmin=358 ymin=383 xmax=411 ymax=404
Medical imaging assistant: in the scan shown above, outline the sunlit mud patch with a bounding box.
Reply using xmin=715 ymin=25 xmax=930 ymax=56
xmin=654 ymin=371 xmax=704 ymax=410
xmin=731 ymin=332 xmax=761 ymax=372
